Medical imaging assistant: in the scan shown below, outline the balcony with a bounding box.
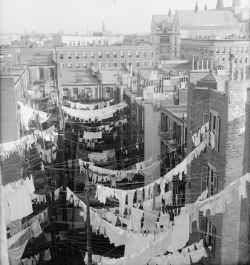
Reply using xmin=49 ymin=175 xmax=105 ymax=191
xmin=158 ymin=126 xmax=178 ymax=148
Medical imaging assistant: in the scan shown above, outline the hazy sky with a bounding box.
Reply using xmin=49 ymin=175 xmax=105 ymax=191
xmin=0 ymin=0 xmax=249 ymax=34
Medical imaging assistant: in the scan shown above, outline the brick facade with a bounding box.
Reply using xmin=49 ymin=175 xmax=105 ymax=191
xmin=186 ymin=68 xmax=250 ymax=264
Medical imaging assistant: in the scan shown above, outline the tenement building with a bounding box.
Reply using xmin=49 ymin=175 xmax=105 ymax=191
xmin=56 ymin=45 xmax=156 ymax=70
xmin=186 ymin=59 xmax=250 ymax=264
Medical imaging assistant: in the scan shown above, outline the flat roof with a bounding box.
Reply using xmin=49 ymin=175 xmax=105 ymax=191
xmin=60 ymin=69 xmax=101 ymax=85
xmin=160 ymin=103 xmax=187 ymax=122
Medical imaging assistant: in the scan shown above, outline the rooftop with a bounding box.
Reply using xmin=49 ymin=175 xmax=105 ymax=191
xmin=176 ymin=10 xmax=240 ymax=28
xmin=151 ymin=14 xmax=174 ymax=31
xmin=160 ymin=103 xmax=187 ymax=121
xmin=60 ymin=69 xmax=101 ymax=85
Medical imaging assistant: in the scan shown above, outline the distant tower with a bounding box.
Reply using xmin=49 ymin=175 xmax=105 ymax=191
xmin=195 ymin=1 xmax=198 ymax=12
xmin=168 ymin=8 xmax=172 ymax=16
xmin=233 ymin=0 xmax=241 ymax=7
xmin=216 ymin=0 xmax=224 ymax=9
xmin=204 ymin=3 xmax=207 ymax=10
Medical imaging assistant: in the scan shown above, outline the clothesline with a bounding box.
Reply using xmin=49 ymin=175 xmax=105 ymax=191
xmin=8 ymin=219 xmax=43 ymax=265
xmin=18 ymin=102 xmax=51 ymax=130
xmin=66 ymin=186 xmax=190 ymax=261
xmin=67 ymin=99 xmax=115 ymax=110
xmin=62 ymin=102 xmax=128 ymax=122
xmin=0 ymin=126 xmax=57 ymax=160
xmin=85 ymin=239 xmax=207 ymax=265
xmin=94 ymin=130 xmax=209 ymax=207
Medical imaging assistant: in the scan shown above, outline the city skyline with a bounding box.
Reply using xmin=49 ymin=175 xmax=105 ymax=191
xmin=0 ymin=0 xmax=249 ymax=35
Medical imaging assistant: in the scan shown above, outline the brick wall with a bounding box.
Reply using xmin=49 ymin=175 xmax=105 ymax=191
xmin=187 ymin=78 xmax=250 ymax=264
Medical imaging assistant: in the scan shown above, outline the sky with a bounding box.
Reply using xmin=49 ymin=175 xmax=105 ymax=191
xmin=0 ymin=0 xmax=249 ymax=34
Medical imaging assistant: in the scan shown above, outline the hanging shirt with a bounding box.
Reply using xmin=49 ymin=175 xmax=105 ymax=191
xmin=142 ymin=211 xmax=158 ymax=233
xmin=130 ymin=207 xmax=143 ymax=232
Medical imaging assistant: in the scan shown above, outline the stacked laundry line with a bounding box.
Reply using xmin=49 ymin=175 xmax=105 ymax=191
xmin=67 ymin=99 xmax=115 ymax=110
xmin=62 ymin=102 xmax=128 ymax=122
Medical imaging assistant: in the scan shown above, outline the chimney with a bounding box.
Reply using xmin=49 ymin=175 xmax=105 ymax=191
xmin=195 ymin=2 xmax=198 ymax=12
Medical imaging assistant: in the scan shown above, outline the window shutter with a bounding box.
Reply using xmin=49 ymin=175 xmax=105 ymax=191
xmin=215 ymin=117 xmax=220 ymax=151
xmin=201 ymin=166 xmax=209 ymax=191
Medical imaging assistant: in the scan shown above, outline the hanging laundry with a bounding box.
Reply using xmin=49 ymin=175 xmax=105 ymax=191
xmin=88 ymin=152 xmax=108 ymax=164
xmin=170 ymin=207 xmax=190 ymax=252
xmin=142 ymin=211 xmax=158 ymax=233
xmin=127 ymin=190 xmax=135 ymax=208
xmin=83 ymin=131 xmax=102 ymax=140
xmin=130 ymin=207 xmax=143 ymax=232
xmin=62 ymin=102 xmax=128 ymax=122
xmin=8 ymin=240 xmax=29 ymax=265
xmin=158 ymin=212 xmax=170 ymax=229
xmin=2 ymin=179 xmax=34 ymax=224
xmin=18 ymin=102 xmax=50 ymax=130
xmin=143 ymin=199 xmax=153 ymax=212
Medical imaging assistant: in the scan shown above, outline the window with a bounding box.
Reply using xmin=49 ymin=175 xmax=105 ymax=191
xmin=98 ymin=52 xmax=102 ymax=59
xmin=75 ymin=53 xmax=79 ymax=59
xmin=113 ymin=52 xmax=117 ymax=58
xmin=68 ymin=63 xmax=72 ymax=68
xmin=144 ymin=61 xmax=147 ymax=67
xmin=201 ymin=164 xmax=218 ymax=196
xmin=106 ymin=52 xmax=110 ymax=58
xmin=67 ymin=53 xmax=71 ymax=59
xmin=235 ymin=57 xmax=238 ymax=63
xmin=200 ymin=217 xmax=216 ymax=257
xmin=245 ymin=47 xmax=249 ymax=53
xmin=128 ymin=52 xmax=132 ymax=58
xmin=83 ymin=63 xmax=87 ymax=68
xmin=59 ymin=54 xmax=64 ymax=59
xmin=73 ymin=87 xmax=78 ymax=94
xmin=209 ymin=110 xmax=220 ymax=151
xmin=222 ymin=47 xmax=226 ymax=53
xmin=75 ymin=63 xmax=80 ymax=68
xmin=150 ymin=61 xmax=154 ymax=67
xmin=113 ymin=62 xmax=117 ymax=67
xmin=160 ymin=36 xmax=170 ymax=43
xmin=136 ymin=52 xmax=139 ymax=58
xmin=136 ymin=61 xmax=140 ymax=67
xmin=241 ymin=47 xmax=244 ymax=53
xmin=151 ymin=52 xmax=154 ymax=58
xmin=143 ymin=51 xmax=147 ymax=58
xmin=91 ymin=53 xmax=95 ymax=59
xmin=245 ymin=58 xmax=248 ymax=64
xmin=83 ymin=53 xmax=87 ymax=59
xmin=120 ymin=52 xmax=124 ymax=58
xmin=106 ymin=63 xmax=110 ymax=67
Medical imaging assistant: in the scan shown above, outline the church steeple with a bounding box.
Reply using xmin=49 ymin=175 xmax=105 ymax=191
xmin=216 ymin=0 xmax=224 ymax=9
xmin=195 ymin=1 xmax=198 ymax=12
